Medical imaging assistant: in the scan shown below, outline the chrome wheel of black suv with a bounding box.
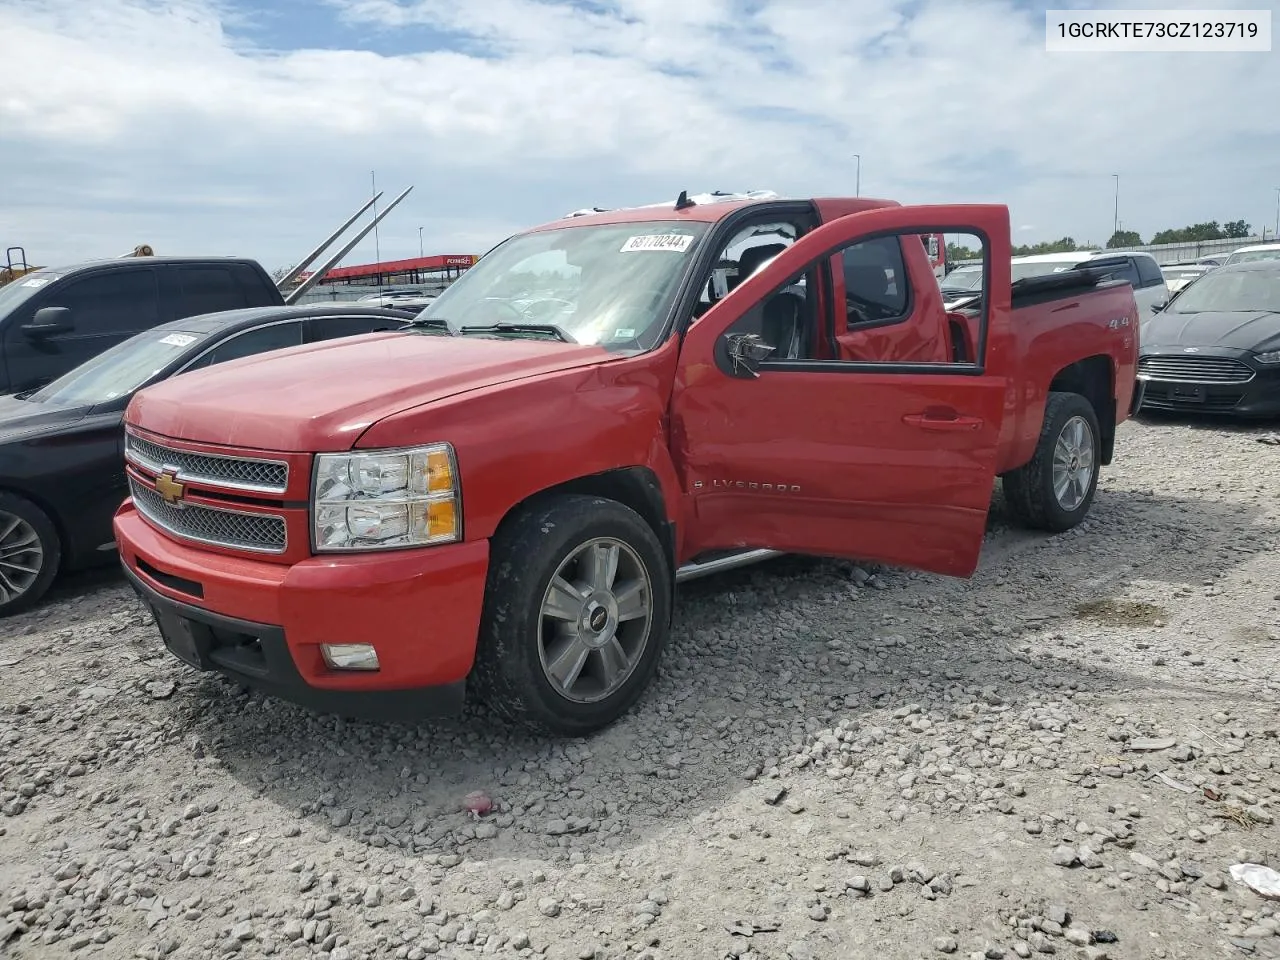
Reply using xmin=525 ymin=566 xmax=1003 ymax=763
xmin=0 ymin=492 xmax=61 ymax=617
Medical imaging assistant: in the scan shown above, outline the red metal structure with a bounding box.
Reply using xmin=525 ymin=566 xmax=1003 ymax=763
xmin=302 ymin=254 xmax=477 ymax=288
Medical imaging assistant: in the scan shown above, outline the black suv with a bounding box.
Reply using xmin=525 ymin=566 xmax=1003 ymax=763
xmin=0 ymin=258 xmax=285 ymax=394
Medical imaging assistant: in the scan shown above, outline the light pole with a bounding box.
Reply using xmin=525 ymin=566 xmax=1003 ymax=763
xmin=371 ymin=171 xmax=381 ymax=267
xmin=854 ymin=154 xmax=861 ymax=197
xmin=1274 ymin=187 xmax=1278 ymax=239
xmin=1112 ymin=174 xmax=1119 ymax=241
xmin=419 ymin=226 xmax=424 ymax=258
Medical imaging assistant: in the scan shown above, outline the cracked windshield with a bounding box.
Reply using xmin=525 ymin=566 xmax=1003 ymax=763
xmin=417 ymin=220 xmax=710 ymax=349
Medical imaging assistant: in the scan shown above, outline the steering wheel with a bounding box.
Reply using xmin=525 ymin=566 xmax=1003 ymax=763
xmin=518 ymin=297 xmax=575 ymax=322
xmin=451 ymin=297 xmax=525 ymax=326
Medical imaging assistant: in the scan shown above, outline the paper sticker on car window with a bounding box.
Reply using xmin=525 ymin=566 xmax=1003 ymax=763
xmin=610 ymin=328 xmax=637 ymax=340
xmin=21 ymin=277 xmax=52 ymax=288
xmin=159 ymin=333 xmax=197 ymax=347
xmin=620 ymin=234 xmax=694 ymax=254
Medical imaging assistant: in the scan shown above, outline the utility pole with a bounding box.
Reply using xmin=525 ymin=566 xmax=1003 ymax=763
xmin=419 ymin=226 xmax=424 ymax=258
xmin=854 ymin=154 xmax=861 ymax=197
xmin=1274 ymin=186 xmax=1279 ymax=239
xmin=1112 ymin=174 xmax=1119 ymax=240
xmin=371 ymin=171 xmax=381 ymax=279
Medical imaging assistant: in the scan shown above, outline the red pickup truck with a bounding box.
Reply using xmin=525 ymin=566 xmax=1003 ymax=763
xmin=114 ymin=192 xmax=1141 ymax=736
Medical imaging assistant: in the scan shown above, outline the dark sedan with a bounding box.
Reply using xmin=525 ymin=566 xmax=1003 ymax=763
xmin=1137 ymin=260 xmax=1280 ymax=417
xmin=0 ymin=303 xmax=414 ymax=615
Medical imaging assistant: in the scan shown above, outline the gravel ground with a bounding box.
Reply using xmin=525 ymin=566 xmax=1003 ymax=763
xmin=2 ymin=415 xmax=1279 ymax=960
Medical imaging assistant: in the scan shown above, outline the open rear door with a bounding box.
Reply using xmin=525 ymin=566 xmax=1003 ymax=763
xmin=670 ymin=204 xmax=1011 ymax=578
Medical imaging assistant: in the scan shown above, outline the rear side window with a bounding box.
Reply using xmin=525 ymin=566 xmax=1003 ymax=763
xmin=1134 ymin=256 xmax=1164 ymax=287
xmin=178 ymin=266 xmax=248 ymax=318
xmin=307 ymin=314 xmax=407 ymax=343
xmin=839 ymin=237 xmax=909 ymax=324
xmin=232 ymin=263 xmax=283 ymax=305
xmin=1087 ymin=257 xmax=1141 ymax=287
xmin=46 ymin=269 xmax=160 ymax=335
xmin=185 ymin=321 xmax=303 ymax=369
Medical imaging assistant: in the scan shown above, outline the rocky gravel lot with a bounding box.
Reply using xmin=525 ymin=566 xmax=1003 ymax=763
xmin=2 ymin=414 xmax=1279 ymax=960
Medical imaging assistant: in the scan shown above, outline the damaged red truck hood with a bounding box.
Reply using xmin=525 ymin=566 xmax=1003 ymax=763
xmin=126 ymin=331 xmax=611 ymax=452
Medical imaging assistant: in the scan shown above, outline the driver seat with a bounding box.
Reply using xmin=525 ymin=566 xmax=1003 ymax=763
xmin=729 ymin=243 xmax=788 ymax=291
xmin=761 ymin=291 xmax=804 ymax=360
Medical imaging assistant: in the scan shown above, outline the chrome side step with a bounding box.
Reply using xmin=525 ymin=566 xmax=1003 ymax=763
xmin=674 ymin=548 xmax=783 ymax=584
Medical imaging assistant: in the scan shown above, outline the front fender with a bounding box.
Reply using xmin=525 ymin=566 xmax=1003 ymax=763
xmin=355 ymin=339 xmax=684 ymax=544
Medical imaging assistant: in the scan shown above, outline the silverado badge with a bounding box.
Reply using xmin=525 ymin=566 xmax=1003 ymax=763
xmin=154 ymin=471 xmax=186 ymax=506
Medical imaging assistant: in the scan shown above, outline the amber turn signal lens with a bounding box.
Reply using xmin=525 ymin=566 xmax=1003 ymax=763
xmin=426 ymin=498 xmax=457 ymax=540
xmin=425 ymin=449 xmax=454 ymax=493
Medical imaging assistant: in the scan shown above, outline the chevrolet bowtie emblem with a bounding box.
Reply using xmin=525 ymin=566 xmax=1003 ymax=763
xmin=154 ymin=471 xmax=185 ymax=505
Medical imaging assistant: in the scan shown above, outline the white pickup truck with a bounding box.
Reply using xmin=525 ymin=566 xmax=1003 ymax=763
xmin=1011 ymin=250 xmax=1169 ymax=319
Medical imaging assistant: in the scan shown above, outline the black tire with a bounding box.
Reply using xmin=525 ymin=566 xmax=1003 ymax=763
xmin=1001 ymin=391 xmax=1101 ymax=533
xmin=470 ymin=494 xmax=672 ymax=736
xmin=0 ymin=491 xmax=61 ymax=618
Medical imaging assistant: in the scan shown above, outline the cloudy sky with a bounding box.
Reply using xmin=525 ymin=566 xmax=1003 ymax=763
xmin=3 ymin=0 xmax=1277 ymax=272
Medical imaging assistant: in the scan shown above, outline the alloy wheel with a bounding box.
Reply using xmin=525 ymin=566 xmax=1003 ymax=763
xmin=1051 ymin=415 xmax=1096 ymax=512
xmin=536 ymin=537 xmax=654 ymax=704
xmin=0 ymin=512 xmax=45 ymax=607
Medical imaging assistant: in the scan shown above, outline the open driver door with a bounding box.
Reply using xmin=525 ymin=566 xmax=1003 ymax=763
xmin=669 ymin=204 xmax=1010 ymax=579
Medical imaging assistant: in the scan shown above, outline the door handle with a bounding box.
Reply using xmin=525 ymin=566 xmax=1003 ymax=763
xmin=902 ymin=412 xmax=984 ymax=431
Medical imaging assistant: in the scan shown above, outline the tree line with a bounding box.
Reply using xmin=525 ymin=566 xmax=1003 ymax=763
xmin=946 ymin=218 xmax=1255 ymax=263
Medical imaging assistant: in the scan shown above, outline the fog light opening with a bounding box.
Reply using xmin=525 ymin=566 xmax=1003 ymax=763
xmin=320 ymin=643 xmax=380 ymax=671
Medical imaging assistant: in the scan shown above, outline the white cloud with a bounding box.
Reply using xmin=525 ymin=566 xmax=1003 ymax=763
xmin=1 ymin=0 xmax=1277 ymax=270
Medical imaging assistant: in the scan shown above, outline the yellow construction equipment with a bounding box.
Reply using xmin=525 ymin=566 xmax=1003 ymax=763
xmin=1 ymin=247 xmax=39 ymax=288
xmin=1 ymin=243 xmax=154 ymax=288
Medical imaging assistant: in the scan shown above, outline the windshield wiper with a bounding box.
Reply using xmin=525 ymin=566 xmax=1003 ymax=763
xmin=407 ymin=316 xmax=451 ymax=330
xmin=456 ymin=322 xmax=578 ymax=343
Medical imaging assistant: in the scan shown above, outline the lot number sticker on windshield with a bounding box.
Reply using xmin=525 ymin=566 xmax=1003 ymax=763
xmin=21 ymin=277 xmax=52 ymax=287
xmin=159 ymin=333 xmax=198 ymax=347
xmin=620 ymin=234 xmax=694 ymax=254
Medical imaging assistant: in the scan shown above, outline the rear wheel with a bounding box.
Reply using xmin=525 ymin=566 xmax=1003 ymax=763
xmin=0 ymin=492 xmax=61 ymax=617
xmin=1001 ymin=391 xmax=1101 ymax=532
xmin=470 ymin=495 xmax=671 ymax=736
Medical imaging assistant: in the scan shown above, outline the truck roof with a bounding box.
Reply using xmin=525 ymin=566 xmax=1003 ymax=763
xmin=526 ymin=190 xmax=900 ymax=234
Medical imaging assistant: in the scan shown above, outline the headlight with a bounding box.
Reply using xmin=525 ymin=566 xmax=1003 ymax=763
xmin=1255 ymin=351 xmax=1280 ymax=364
xmin=311 ymin=443 xmax=460 ymax=552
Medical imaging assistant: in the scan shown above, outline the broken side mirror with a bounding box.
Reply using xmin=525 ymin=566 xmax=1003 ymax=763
xmin=21 ymin=306 xmax=73 ymax=338
xmin=724 ymin=332 xmax=775 ymax=378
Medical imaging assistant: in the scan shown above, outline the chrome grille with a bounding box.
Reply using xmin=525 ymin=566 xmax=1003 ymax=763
xmin=129 ymin=477 xmax=287 ymax=554
xmin=1138 ymin=355 xmax=1255 ymax=384
xmin=125 ymin=434 xmax=288 ymax=494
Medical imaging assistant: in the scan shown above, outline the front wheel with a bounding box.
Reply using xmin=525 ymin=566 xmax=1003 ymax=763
xmin=470 ymin=495 xmax=672 ymax=736
xmin=0 ymin=492 xmax=61 ymax=617
xmin=1001 ymin=391 xmax=1101 ymax=533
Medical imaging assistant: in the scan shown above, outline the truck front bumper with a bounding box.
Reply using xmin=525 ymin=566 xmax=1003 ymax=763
xmin=114 ymin=501 xmax=490 ymax=722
